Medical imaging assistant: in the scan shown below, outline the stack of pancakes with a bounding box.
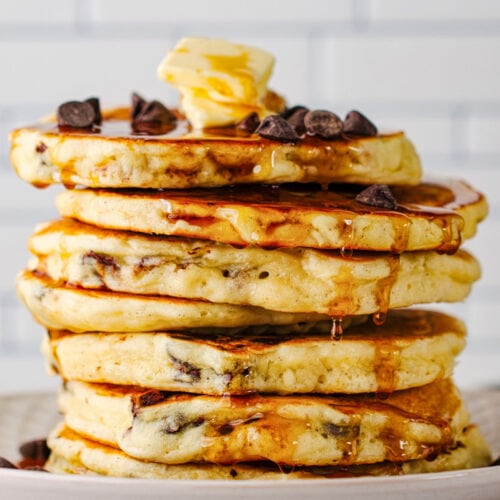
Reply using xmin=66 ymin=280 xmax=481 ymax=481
xmin=10 ymin=59 xmax=493 ymax=478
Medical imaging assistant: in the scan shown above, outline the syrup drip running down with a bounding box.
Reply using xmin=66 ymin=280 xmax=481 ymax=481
xmin=330 ymin=317 xmax=344 ymax=341
xmin=372 ymin=311 xmax=387 ymax=326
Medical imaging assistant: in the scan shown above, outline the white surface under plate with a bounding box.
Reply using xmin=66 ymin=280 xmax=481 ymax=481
xmin=0 ymin=390 xmax=499 ymax=500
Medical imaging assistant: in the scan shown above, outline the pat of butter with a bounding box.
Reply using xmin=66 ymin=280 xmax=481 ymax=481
xmin=158 ymin=37 xmax=277 ymax=128
xmin=180 ymin=87 xmax=272 ymax=129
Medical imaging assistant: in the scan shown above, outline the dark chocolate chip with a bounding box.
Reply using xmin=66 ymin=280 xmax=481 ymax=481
xmin=355 ymin=184 xmax=398 ymax=210
xmin=286 ymin=107 xmax=308 ymax=136
xmin=136 ymin=390 xmax=169 ymax=408
xmin=131 ymin=92 xmax=146 ymax=120
xmin=19 ymin=439 xmax=50 ymax=462
xmin=323 ymin=423 xmax=359 ymax=439
xmin=255 ymin=115 xmax=299 ymax=143
xmin=490 ymin=456 xmax=500 ymax=466
xmin=131 ymin=92 xmax=176 ymax=135
xmin=57 ymin=101 xmax=97 ymax=129
xmin=218 ymin=423 xmax=234 ymax=435
xmin=85 ymin=97 xmax=102 ymax=125
xmin=279 ymin=105 xmax=308 ymax=120
xmin=35 ymin=142 xmax=47 ymax=154
xmin=304 ymin=110 xmax=343 ymax=139
xmin=237 ymin=112 xmax=260 ymax=133
xmin=168 ymin=353 xmax=201 ymax=383
xmin=82 ymin=251 xmax=119 ymax=272
xmin=0 ymin=456 xmax=17 ymax=469
xmin=343 ymin=110 xmax=377 ymax=137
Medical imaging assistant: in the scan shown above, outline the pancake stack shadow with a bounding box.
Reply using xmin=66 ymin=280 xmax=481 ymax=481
xmin=10 ymin=96 xmax=493 ymax=478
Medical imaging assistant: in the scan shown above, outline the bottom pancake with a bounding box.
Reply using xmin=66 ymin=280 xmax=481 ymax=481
xmin=46 ymin=424 xmax=492 ymax=479
xmin=44 ymin=309 xmax=466 ymax=395
xmin=59 ymin=379 xmax=470 ymax=467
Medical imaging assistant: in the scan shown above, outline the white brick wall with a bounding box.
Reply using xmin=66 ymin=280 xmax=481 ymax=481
xmin=0 ymin=0 xmax=499 ymax=391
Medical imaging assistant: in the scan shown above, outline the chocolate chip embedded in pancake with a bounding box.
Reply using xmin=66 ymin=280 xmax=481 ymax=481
xmin=9 ymin=107 xmax=421 ymax=189
xmin=17 ymin=270 xmax=328 ymax=333
xmin=28 ymin=218 xmax=481 ymax=316
xmin=43 ymin=309 xmax=465 ymax=395
xmin=57 ymin=378 xmax=471 ymax=467
xmin=54 ymin=177 xmax=487 ymax=253
xmin=46 ymin=424 xmax=492 ymax=479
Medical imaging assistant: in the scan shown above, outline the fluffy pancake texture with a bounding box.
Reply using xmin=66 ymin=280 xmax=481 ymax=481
xmin=28 ymin=218 xmax=481 ymax=316
xmin=58 ymin=378 xmax=469 ymax=466
xmin=17 ymin=270 xmax=326 ymax=332
xmin=55 ymin=177 xmax=487 ymax=252
xmin=43 ymin=309 xmax=465 ymax=395
xmin=46 ymin=424 xmax=492 ymax=479
xmin=9 ymin=111 xmax=421 ymax=189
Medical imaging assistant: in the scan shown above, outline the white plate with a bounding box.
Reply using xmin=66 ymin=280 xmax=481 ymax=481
xmin=0 ymin=390 xmax=499 ymax=500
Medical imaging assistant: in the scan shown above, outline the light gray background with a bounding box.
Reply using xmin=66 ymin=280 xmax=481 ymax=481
xmin=0 ymin=0 xmax=499 ymax=392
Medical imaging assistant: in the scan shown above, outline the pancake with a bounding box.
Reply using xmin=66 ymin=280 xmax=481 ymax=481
xmin=55 ymin=178 xmax=487 ymax=253
xmin=29 ymin=218 xmax=481 ymax=316
xmin=46 ymin=424 xmax=492 ymax=479
xmin=43 ymin=309 xmax=465 ymax=395
xmin=16 ymin=270 xmax=328 ymax=333
xmin=9 ymin=107 xmax=421 ymax=189
xmin=58 ymin=378 xmax=469 ymax=466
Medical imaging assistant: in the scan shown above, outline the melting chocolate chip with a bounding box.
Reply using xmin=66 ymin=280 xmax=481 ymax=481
xmin=35 ymin=142 xmax=47 ymax=154
xmin=19 ymin=439 xmax=50 ymax=463
xmin=168 ymin=353 xmax=201 ymax=383
xmin=355 ymin=184 xmax=397 ymax=210
xmin=136 ymin=390 xmax=169 ymax=408
xmin=304 ymin=110 xmax=343 ymax=139
xmin=57 ymin=100 xmax=99 ymax=129
xmin=218 ymin=423 xmax=234 ymax=435
xmin=82 ymin=251 xmax=119 ymax=272
xmin=323 ymin=423 xmax=359 ymax=439
xmin=0 ymin=456 xmax=17 ymax=469
xmin=343 ymin=110 xmax=377 ymax=137
xmin=237 ymin=112 xmax=260 ymax=133
xmin=131 ymin=92 xmax=177 ymax=135
xmin=255 ymin=115 xmax=299 ymax=143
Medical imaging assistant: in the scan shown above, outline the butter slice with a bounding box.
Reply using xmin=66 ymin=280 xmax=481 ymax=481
xmin=158 ymin=37 xmax=276 ymax=128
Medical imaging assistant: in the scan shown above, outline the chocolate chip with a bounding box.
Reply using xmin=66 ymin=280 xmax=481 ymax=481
xmin=0 ymin=456 xmax=17 ymax=469
xmin=304 ymin=110 xmax=343 ymax=139
xmin=131 ymin=92 xmax=176 ymax=135
xmin=280 ymin=105 xmax=308 ymax=120
xmin=237 ymin=112 xmax=260 ymax=133
xmin=286 ymin=107 xmax=308 ymax=136
xmin=255 ymin=115 xmax=298 ymax=143
xmin=343 ymin=110 xmax=377 ymax=137
xmin=57 ymin=100 xmax=98 ymax=129
xmin=490 ymin=456 xmax=500 ymax=466
xmin=19 ymin=439 xmax=50 ymax=463
xmin=355 ymin=184 xmax=398 ymax=210
xmin=136 ymin=390 xmax=169 ymax=408
xmin=323 ymin=423 xmax=359 ymax=439
xmin=218 ymin=423 xmax=234 ymax=435
xmin=85 ymin=97 xmax=102 ymax=125
xmin=35 ymin=142 xmax=47 ymax=154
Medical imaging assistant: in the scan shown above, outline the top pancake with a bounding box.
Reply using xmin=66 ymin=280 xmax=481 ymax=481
xmin=10 ymin=108 xmax=422 ymax=189
xmin=56 ymin=177 xmax=487 ymax=253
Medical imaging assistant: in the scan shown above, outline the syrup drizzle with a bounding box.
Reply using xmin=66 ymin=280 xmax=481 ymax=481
xmin=330 ymin=317 xmax=344 ymax=341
